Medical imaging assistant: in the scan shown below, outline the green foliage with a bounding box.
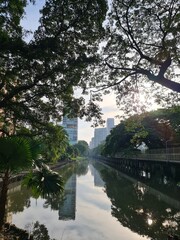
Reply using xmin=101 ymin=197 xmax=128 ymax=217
xmin=0 ymin=135 xmax=65 ymax=199
xmin=23 ymin=165 xmax=64 ymax=198
xmin=102 ymin=107 xmax=180 ymax=156
xmin=74 ymin=140 xmax=89 ymax=156
xmin=90 ymin=0 xmax=180 ymax=115
xmin=0 ymin=137 xmax=32 ymax=172
xmin=40 ymin=124 xmax=69 ymax=163
xmin=0 ymin=0 xmax=108 ymax=136
xmin=102 ymin=122 xmax=135 ymax=156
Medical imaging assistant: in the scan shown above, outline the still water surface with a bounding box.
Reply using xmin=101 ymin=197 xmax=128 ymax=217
xmin=8 ymin=161 xmax=180 ymax=240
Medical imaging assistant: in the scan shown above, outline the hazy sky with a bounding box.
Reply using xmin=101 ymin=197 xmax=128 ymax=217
xmin=78 ymin=93 xmax=120 ymax=143
xmin=21 ymin=0 xmax=120 ymax=143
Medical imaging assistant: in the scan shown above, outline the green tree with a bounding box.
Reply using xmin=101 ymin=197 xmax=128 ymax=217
xmin=74 ymin=140 xmax=89 ymax=156
xmin=90 ymin=142 xmax=106 ymax=157
xmin=102 ymin=122 xmax=135 ymax=156
xmin=40 ymin=124 xmax=69 ymax=163
xmin=0 ymin=0 xmax=107 ymax=136
xmin=102 ymin=107 xmax=180 ymax=157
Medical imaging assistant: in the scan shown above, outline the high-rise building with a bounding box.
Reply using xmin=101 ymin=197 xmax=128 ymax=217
xmin=89 ymin=118 xmax=115 ymax=149
xmin=93 ymin=127 xmax=107 ymax=148
xmin=89 ymin=137 xmax=95 ymax=149
xmin=107 ymin=118 xmax=115 ymax=135
xmin=62 ymin=117 xmax=78 ymax=145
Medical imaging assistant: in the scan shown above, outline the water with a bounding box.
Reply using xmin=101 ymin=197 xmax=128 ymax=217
xmin=7 ymin=161 xmax=180 ymax=240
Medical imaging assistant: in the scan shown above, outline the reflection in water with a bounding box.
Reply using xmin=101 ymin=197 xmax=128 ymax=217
xmin=94 ymin=161 xmax=180 ymax=239
xmin=6 ymin=160 xmax=180 ymax=240
xmin=25 ymin=221 xmax=56 ymax=240
xmin=59 ymin=173 xmax=76 ymax=220
xmin=90 ymin=165 xmax=105 ymax=187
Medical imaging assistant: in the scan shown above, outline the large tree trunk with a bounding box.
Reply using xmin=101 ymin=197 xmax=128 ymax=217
xmin=0 ymin=169 xmax=10 ymax=230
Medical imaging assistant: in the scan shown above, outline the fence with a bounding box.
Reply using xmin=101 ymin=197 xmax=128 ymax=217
xmin=113 ymin=147 xmax=180 ymax=163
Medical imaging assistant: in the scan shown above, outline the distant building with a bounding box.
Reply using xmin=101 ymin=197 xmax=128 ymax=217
xmin=89 ymin=118 xmax=115 ymax=149
xmin=93 ymin=127 xmax=107 ymax=148
xmin=89 ymin=137 xmax=95 ymax=149
xmin=62 ymin=117 xmax=78 ymax=145
xmin=106 ymin=118 xmax=115 ymax=135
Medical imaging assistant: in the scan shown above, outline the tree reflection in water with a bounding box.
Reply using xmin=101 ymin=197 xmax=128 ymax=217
xmin=43 ymin=160 xmax=88 ymax=211
xmin=94 ymin=162 xmax=180 ymax=240
xmin=25 ymin=221 xmax=56 ymax=240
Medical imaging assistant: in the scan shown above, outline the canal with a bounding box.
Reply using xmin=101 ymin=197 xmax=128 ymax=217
xmin=7 ymin=160 xmax=180 ymax=240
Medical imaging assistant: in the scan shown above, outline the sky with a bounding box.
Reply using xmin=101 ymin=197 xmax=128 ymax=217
xmin=78 ymin=93 xmax=120 ymax=143
xmin=21 ymin=0 xmax=121 ymax=144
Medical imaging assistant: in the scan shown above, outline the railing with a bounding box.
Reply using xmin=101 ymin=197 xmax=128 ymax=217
xmin=146 ymin=147 xmax=180 ymax=154
xmin=126 ymin=153 xmax=180 ymax=162
xmin=113 ymin=147 xmax=180 ymax=163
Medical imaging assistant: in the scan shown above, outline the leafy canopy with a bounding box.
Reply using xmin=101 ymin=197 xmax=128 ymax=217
xmin=74 ymin=140 xmax=89 ymax=156
xmin=102 ymin=107 xmax=180 ymax=156
xmin=0 ymin=137 xmax=32 ymax=172
xmin=0 ymin=0 xmax=107 ymax=136
xmin=90 ymin=0 xmax=180 ymax=114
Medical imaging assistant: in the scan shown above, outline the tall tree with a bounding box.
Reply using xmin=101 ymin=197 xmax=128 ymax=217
xmin=90 ymin=0 xmax=180 ymax=113
xmin=0 ymin=0 xmax=107 ymax=136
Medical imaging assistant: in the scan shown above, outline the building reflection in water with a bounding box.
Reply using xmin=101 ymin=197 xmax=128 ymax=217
xmin=90 ymin=165 xmax=105 ymax=188
xmin=58 ymin=173 xmax=77 ymax=220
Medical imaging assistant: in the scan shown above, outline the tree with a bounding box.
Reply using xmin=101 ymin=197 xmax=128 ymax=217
xmin=141 ymin=108 xmax=180 ymax=147
xmin=102 ymin=122 xmax=135 ymax=156
xmin=90 ymin=0 xmax=180 ymax=113
xmin=40 ymin=124 xmax=69 ymax=163
xmin=102 ymin=107 xmax=180 ymax=156
xmin=0 ymin=0 xmax=107 ymax=136
xmin=74 ymin=140 xmax=89 ymax=156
